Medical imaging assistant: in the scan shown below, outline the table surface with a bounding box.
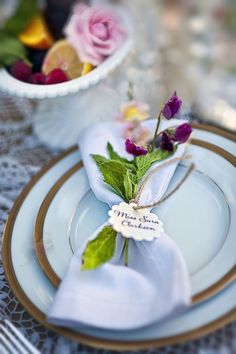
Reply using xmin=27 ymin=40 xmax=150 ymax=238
xmin=0 ymin=1 xmax=236 ymax=352
xmin=0 ymin=93 xmax=235 ymax=354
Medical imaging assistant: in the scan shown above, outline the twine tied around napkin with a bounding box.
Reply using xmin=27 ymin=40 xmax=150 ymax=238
xmin=120 ymin=155 xmax=194 ymax=266
xmin=132 ymin=154 xmax=194 ymax=210
xmin=48 ymin=119 xmax=192 ymax=330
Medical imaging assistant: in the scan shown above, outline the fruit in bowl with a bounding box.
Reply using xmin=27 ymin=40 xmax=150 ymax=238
xmin=0 ymin=0 xmax=127 ymax=86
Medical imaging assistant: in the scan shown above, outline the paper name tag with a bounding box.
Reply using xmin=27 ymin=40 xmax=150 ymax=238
xmin=108 ymin=202 xmax=164 ymax=241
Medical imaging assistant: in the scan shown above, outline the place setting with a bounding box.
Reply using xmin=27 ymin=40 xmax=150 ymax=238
xmin=0 ymin=0 xmax=236 ymax=353
xmin=2 ymin=89 xmax=236 ymax=350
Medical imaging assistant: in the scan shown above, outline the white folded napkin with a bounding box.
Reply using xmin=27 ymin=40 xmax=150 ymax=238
xmin=48 ymin=118 xmax=191 ymax=330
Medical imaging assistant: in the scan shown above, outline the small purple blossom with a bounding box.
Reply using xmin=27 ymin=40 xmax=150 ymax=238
xmin=173 ymin=123 xmax=192 ymax=143
xmin=160 ymin=132 xmax=174 ymax=152
xmin=162 ymin=91 xmax=182 ymax=119
xmin=159 ymin=123 xmax=192 ymax=151
xmin=125 ymin=138 xmax=148 ymax=156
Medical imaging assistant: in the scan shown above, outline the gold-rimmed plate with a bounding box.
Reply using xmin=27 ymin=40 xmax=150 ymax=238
xmin=2 ymin=124 xmax=236 ymax=350
xmin=34 ymin=136 xmax=236 ymax=305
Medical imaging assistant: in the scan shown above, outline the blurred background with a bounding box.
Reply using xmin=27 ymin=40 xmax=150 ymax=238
xmin=0 ymin=0 xmax=236 ymax=133
xmin=107 ymin=0 xmax=236 ymax=132
xmin=0 ymin=2 xmax=235 ymax=353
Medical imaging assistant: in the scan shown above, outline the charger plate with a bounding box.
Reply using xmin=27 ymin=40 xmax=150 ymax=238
xmin=34 ymin=130 xmax=236 ymax=304
xmin=2 ymin=124 xmax=236 ymax=350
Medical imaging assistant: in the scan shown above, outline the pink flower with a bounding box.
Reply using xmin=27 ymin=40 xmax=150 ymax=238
xmin=117 ymin=100 xmax=150 ymax=122
xmin=123 ymin=122 xmax=151 ymax=146
xmin=64 ymin=4 xmax=127 ymax=66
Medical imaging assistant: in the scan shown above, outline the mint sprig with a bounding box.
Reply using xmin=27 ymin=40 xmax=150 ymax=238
xmin=96 ymin=160 xmax=128 ymax=200
xmin=124 ymin=170 xmax=134 ymax=201
xmin=92 ymin=143 xmax=172 ymax=202
xmin=3 ymin=0 xmax=38 ymax=37
xmin=81 ymin=142 xmax=173 ymax=270
xmin=107 ymin=142 xmax=132 ymax=165
xmin=81 ymin=226 xmax=117 ymax=270
xmin=134 ymin=149 xmax=171 ymax=181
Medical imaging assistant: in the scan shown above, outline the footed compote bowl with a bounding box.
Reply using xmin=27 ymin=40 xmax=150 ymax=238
xmin=0 ymin=10 xmax=133 ymax=149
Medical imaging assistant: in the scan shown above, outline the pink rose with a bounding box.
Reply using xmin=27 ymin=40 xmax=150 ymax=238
xmin=64 ymin=4 xmax=127 ymax=66
xmin=123 ymin=122 xmax=151 ymax=146
xmin=116 ymin=100 xmax=150 ymax=122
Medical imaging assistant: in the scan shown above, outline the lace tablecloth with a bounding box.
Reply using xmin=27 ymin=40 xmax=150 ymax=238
xmin=0 ymin=92 xmax=236 ymax=354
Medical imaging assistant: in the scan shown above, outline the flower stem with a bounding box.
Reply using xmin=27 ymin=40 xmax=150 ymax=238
xmin=127 ymin=82 xmax=134 ymax=100
xmin=124 ymin=238 xmax=129 ymax=266
xmin=151 ymin=109 xmax=162 ymax=151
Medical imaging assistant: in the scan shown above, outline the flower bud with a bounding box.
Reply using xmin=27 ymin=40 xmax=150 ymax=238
xmin=173 ymin=123 xmax=192 ymax=143
xmin=125 ymin=139 xmax=148 ymax=156
xmin=162 ymin=91 xmax=182 ymax=119
xmin=160 ymin=132 xmax=174 ymax=152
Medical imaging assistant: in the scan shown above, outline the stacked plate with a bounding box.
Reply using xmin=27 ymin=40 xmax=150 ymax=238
xmin=2 ymin=123 xmax=236 ymax=350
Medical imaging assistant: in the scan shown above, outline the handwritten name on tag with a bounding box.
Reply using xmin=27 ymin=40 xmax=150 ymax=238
xmin=108 ymin=202 xmax=164 ymax=241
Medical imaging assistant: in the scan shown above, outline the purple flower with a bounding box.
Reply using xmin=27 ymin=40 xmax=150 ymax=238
xmin=160 ymin=132 xmax=174 ymax=152
xmin=173 ymin=123 xmax=192 ymax=143
xmin=125 ymin=138 xmax=148 ymax=156
xmin=159 ymin=122 xmax=192 ymax=152
xmin=162 ymin=91 xmax=182 ymax=119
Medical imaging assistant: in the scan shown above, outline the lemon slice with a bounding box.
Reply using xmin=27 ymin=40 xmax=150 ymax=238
xmin=82 ymin=63 xmax=94 ymax=75
xmin=42 ymin=40 xmax=93 ymax=79
xmin=19 ymin=15 xmax=54 ymax=50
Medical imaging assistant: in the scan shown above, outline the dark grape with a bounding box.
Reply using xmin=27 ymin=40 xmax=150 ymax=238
xmin=11 ymin=60 xmax=32 ymax=82
xmin=44 ymin=1 xmax=72 ymax=39
xmin=27 ymin=49 xmax=47 ymax=73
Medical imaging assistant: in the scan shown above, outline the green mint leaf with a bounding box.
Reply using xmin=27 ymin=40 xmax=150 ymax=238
xmin=107 ymin=142 xmax=137 ymax=172
xmin=0 ymin=33 xmax=30 ymax=67
xmin=3 ymin=0 xmax=38 ymax=36
xmin=92 ymin=154 xmax=109 ymax=167
xmin=92 ymin=144 xmax=173 ymax=204
xmin=92 ymin=154 xmax=125 ymax=198
xmin=135 ymin=149 xmax=172 ymax=182
xmin=124 ymin=170 xmax=134 ymax=200
xmin=81 ymin=226 xmax=117 ymax=270
xmin=129 ymin=172 xmax=139 ymax=196
xmin=98 ymin=160 xmax=128 ymax=200
xmin=107 ymin=142 xmax=130 ymax=164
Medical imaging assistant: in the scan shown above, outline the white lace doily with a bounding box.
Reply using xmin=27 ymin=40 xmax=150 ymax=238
xmin=0 ymin=92 xmax=236 ymax=353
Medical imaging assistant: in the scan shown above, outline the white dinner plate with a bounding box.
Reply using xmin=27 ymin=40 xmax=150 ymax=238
xmin=34 ymin=132 xmax=236 ymax=304
xmin=2 ymin=124 xmax=236 ymax=350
